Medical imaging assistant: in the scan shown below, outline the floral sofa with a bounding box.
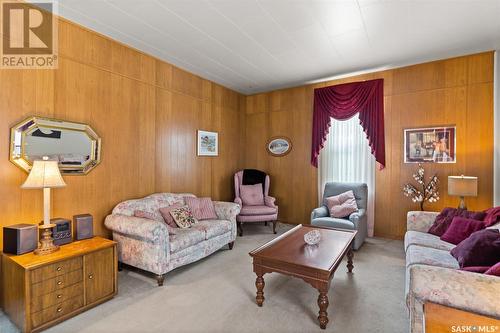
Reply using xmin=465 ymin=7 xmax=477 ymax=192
xmin=405 ymin=211 xmax=500 ymax=333
xmin=105 ymin=193 xmax=240 ymax=286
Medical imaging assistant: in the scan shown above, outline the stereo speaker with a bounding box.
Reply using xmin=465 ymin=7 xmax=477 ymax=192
xmin=73 ymin=214 xmax=93 ymax=240
xmin=3 ymin=224 xmax=38 ymax=255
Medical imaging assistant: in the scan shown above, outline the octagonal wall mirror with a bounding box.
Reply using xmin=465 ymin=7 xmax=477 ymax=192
xmin=10 ymin=116 xmax=101 ymax=175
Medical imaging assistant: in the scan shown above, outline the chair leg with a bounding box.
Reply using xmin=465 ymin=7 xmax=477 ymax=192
xmin=228 ymin=241 xmax=234 ymax=250
xmin=156 ymin=274 xmax=166 ymax=287
xmin=237 ymin=222 xmax=243 ymax=237
xmin=264 ymin=221 xmax=268 ymax=226
xmin=118 ymin=261 xmax=123 ymax=272
xmin=272 ymin=220 xmax=278 ymax=234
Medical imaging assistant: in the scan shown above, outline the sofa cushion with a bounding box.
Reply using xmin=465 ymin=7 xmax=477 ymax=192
xmin=450 ymin=229 xmax=500 ymax=268
xmin=460 ymin=266 xmax=490 ymax=273
xmin=240 ymin=184 xmax=264 ymax=206
xmin=404 ymin=231 xmax=455 ymax=252
xmin=485 ymin=262 xmax=500 ymax=276
xmin=146 ymin=193 xmax=194 ymax=206
xmin=406 ymin=245 xmax=459 ymax=269
xmin=169 ymin=228 xmax=205 ymax=253
xmin=192 ymin=220 xmax=233 ymax=240
xmin=311 ymin=217 xmax=355 ymax=230
xmin=484 ymin=206 xmax=500 ymax=227
xmin=440 ymin=216 xmax=485 ymax=245
xmin=239 ymin=205 xmax=277 ymax=216
xmin=159 ymin=204 xmax=183 ymax=228
xmin=113 ymin=197 xmax=160 ymax=216
xmin=184 ymin=197 xmax=218 ymax=220
xmin=134 ymin=210 xmax=177 ymax=235
xmin=428 ymin=207 xmax=486 ymax=237
xmin=169 ymin=206 xmax=197 ymax=229
xmin=325 ymin=190 xmax=358 ymax=218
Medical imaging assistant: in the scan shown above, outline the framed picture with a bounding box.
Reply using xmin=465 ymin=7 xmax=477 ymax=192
xmin=267 ymin=136 xmax=292 ymax=157
xmin=197 ymin=130 xmax=218 ymax=156
xmin=404 ymin=126 xmax=456 ymax=163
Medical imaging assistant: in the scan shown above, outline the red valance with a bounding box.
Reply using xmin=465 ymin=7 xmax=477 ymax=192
xmin=310 ymin=78 xmax=385 ymax=169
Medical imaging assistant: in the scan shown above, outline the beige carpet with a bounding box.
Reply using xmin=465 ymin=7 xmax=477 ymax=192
xmin=0 ymin=224 xmax=408 ymax=333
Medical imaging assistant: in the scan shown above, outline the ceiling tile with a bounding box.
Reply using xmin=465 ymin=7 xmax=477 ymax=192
xmin=38 ymin=0 xmax=500 ymax=94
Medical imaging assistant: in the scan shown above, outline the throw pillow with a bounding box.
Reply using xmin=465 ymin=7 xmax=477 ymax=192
xmin=450 ymin=229 xmax=500 ymax=268
xmin=325 ymin=190 xmax=358 ymax=218
xmin=134 ymin=209 xmax=177 ymax=235
xmin=484 ymin=206 xmax=500 ymax=227
xmin=159 ymin=204 xmax=183 ymax=228
xmin=440 ymin=216 xmax=486 ymax=245
xmin=134 ymin=210 xmax=163 ymax=222
xmin=485 ymin=262 xmax=500 ymax=276
xmin=428 ymin=207 xmax=486 ymax=237
xmin=240 ymin=184 xmax=264 ymax=206
xmin=460 ymin=266 xmax=491 ymax=273
xmin=169 ymin=206 xmax=198 ymax=229
xmin=184 ymin=197 xmax=218 ymax=220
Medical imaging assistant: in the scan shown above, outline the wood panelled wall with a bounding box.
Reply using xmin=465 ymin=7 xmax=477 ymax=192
xmin=244 ymin=52 xmax=494 ymax=239
xmin=0 ymin=18 xmax=244 ymax=248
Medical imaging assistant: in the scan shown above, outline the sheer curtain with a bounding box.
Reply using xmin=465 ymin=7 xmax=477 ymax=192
xmin=318 ymin=116 xmax=376 ymax=236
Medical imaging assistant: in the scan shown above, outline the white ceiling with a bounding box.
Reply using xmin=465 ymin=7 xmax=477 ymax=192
xmin=52 ymin=0 xmax=500 ymax=94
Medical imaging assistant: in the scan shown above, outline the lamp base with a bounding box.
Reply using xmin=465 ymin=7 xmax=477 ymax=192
xmin=457 ymin=196 xmax=467 ymax=210
xmin=35 ymin=224 xmax=59 ymax=255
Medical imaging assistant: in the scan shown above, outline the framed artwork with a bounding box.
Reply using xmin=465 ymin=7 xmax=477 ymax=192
xmin=404 ymin=126 xmax=456 ymax=163
xmin=267 ymin=136 xmax=292 ymax=157
xmin=197 ymin=130 xmax=218 ymax=156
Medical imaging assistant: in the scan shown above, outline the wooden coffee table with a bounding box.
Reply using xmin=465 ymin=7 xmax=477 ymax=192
xmin=249 ymin=224 xmax=357 ymax=329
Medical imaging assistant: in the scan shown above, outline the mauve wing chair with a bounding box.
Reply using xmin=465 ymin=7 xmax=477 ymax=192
xmin=234 ymin=170 xmax=278 ymax=236
xmin=311 ymin=182 xmax=368 ymax=250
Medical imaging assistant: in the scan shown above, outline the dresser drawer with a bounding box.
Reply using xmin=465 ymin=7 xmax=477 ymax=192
xmin=30 ymin=282 xmax=83 ymax=313
xmin=31 ymin=270 xmax=82 ymax=298
xmin=31 ymin=295 xmax=84 ymax=329
xmin=31 ymin=257 xmax=82 ymax=284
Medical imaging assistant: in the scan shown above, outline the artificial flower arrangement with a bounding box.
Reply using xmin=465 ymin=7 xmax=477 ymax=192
xmin=403 ymin=164 xmax=439 ymax=211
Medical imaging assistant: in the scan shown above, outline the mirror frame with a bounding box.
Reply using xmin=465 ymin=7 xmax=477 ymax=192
xmin=10 ymin=116 xmax=102 ymax=175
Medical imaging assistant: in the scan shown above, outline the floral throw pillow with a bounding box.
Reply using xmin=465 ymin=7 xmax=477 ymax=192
xmin=169 ymin=206 xmax=197 ymax=229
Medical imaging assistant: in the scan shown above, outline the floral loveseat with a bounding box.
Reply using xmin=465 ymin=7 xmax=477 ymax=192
xmin=405 ymin=211 xmax=500 ymax=333
xmin=105 ymin=193 xmax=240 ymax=286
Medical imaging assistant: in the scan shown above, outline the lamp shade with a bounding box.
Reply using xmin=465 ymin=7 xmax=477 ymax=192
xmin=21 ymin=158 xmax=66 ymax=189
xmin=448 ymin=175 xmax=477 ymax=197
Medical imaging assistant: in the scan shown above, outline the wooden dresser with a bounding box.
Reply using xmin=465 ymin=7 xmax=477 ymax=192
xmin=1 ymin=237 xmax=117 ymax=333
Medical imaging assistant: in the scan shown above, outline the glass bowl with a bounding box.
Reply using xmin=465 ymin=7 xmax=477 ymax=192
xmin=304 ymin=229 xmax=321 ymax=245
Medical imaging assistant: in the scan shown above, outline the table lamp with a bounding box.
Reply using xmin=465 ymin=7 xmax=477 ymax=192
xmin=448 ymin=175 xmax=477 ymax=210
xmin=21 ymin=156 xmax=66 ymax=255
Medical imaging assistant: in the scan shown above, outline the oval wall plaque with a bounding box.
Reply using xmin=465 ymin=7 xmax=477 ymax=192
xmin=267 ymin=136 xmax=292 ymax=157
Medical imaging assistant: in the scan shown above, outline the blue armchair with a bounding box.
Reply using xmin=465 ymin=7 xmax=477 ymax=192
xmin=311 ymin=182 xmax=368 ymax=250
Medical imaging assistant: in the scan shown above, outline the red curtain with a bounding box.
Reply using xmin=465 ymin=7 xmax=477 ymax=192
xmin=310 ymin=78 xmax=385 ymax=169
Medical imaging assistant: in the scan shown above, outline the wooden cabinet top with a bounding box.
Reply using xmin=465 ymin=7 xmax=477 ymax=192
xmin=425 ymin=302 xmax=500 ymax=333
xmin=2 ymin=237 xmax=116 ymax=270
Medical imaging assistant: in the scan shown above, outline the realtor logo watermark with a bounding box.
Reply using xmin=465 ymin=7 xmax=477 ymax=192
xmin=451 ymin=325 xmax=499 ymax=332
xmin=1 ymin=0 xmax=58 ymax=68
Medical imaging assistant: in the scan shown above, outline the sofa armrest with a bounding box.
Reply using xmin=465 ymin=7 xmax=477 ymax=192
xmin=311 ymin=205 xmax=329 ymax=220
xmin=349 ymin=209 xmax=366 ymax=227
xmin=264 ymin=196 xmax=277 ymax=208
xmin=213 ymin=201 xmax=241 ymax=221
xmin=104 ymin=214 xmax=168 ymax=243
xmin=408 ymin=265 xmax=500 ymax=319
xmin=234 ymin=197 xmax=242 ymax=206
xmin=407 ymin=211 xmax=439 ymax=232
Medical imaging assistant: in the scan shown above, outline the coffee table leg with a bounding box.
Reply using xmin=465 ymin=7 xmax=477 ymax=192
xmin=255 ymin=274 xmax=265 ymax=306
xmin=347 ymin=248 xmax=354 ymax=273
xmin=317 ymin=290 xmax=329 ymax=329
